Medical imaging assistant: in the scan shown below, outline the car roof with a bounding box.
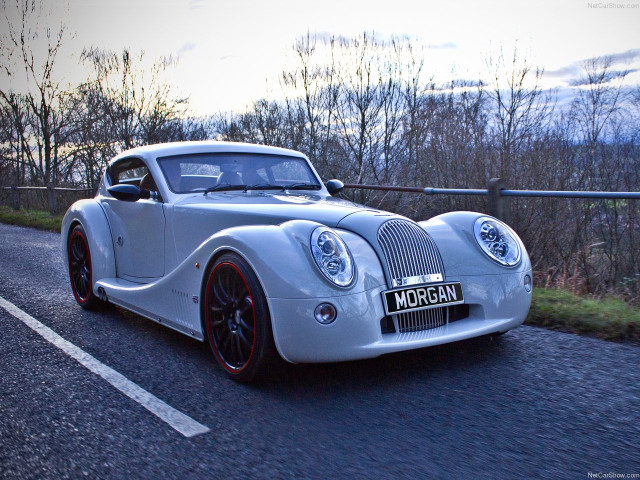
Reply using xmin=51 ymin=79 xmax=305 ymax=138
xmin=110 ymin=141 xmax=308 ymax=165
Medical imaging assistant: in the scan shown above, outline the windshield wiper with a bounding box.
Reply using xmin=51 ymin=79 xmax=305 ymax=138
xmin=203 ymin=183 xmax=247 ymax=195
xmin=283 ymin=183 xmax=322 ymax=190
xmin=242 ymin=184 xmax=286 ymax=192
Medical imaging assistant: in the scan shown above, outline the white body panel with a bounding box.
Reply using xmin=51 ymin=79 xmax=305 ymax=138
xmin=62 ymin=141 xmax=532 ymax=364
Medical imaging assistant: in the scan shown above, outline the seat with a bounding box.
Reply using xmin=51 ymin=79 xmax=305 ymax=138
xmin=139 ymin=173 xmax=158 ymax=191
xmin=216 ymin=171 xmax=243 ymax=186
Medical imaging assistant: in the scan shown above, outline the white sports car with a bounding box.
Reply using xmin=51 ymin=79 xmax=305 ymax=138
xmin=62 ymin=141 xmax=532 ymax=381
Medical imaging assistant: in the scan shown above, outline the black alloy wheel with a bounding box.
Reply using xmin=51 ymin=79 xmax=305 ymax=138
xmin=68 ymin=225 xmax=101 ymax=309
xmin=204 ymin=253 xmax=276 ymax=382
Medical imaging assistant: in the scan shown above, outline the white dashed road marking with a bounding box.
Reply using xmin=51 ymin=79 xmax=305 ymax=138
xmin=0 ymin=295 xmax=210 ymax=438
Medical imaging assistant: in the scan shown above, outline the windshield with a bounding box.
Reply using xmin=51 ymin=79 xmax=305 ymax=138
xmin=157 ymin=152 xmax=322 ymax=194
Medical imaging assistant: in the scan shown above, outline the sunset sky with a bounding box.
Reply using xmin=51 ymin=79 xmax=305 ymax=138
xmin=3 ymin=0 xmax=640 ymax=115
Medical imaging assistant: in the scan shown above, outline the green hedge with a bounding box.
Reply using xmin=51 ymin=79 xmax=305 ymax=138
xmin=526 ymin=287 xmax=640 ymax=344
xmin=0 ymin=206 xmax=63 ymax=232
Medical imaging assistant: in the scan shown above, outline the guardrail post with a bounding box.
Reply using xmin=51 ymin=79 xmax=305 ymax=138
xmin=488 ymin=178 xmax=508 ymax=221
xmin=46 ymin=182 xmax=57 ymax=215
xmin=11 ymin=186 xmax=19 ymax=210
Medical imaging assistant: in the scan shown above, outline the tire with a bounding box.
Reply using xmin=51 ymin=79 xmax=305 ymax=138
xmin=68 ymin=224 xmax=102 ymax=309
xmin=203 ymin=253 xmax=277 ymax=382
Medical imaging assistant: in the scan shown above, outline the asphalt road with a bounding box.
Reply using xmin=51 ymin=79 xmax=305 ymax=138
xmin=0 ymin=222 xmax=639 ymax=480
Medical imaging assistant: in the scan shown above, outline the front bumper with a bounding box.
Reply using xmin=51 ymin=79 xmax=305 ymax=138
xmin=268 ymin=271 xmax=532 ymax=363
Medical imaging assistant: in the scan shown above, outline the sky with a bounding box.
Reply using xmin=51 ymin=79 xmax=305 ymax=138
xmin=3 ymin=0 xmax=640 ymax=116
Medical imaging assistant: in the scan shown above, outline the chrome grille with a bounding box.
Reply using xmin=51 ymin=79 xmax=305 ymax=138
xmin=377 ymin=219 xmax=445 ymax=287
xmin=396 ymin=307 xmax=446 ymax=333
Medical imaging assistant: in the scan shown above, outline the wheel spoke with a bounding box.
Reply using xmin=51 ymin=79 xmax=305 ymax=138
xmin=212 ymin=284 xmax=226 ymax=305
xmin=236 ymin=284 xmax=248 ymax=305
xmin=234 ymin=335 xmax=245 ymax=364
xmin=230 ymin=275 xmax=238 ymax=301
xmin=216 ymin=273 xmax=231 ymax=303
xmin=72 ymin=240 xmax=82 ymax=260
xmin=237 ymin=328 xmax=252 ymax=348
xmin=238 ymin=316 xmax=253 ymax=333
xmin=239 ymin=295 xmax=252 ymax=314
xmin=210 ymin=316 xmax=225 ymax=327
xmin=220 ymin=329 xmax=233 ymax=351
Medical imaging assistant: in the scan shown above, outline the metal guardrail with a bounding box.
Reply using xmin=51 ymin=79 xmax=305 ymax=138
xmin=3 ymin=179 xmax=639 ymax=219
xmin=343 ymin=178 xmax=640 ymax=220
xmin=1 ymin=184 xmax=95 ymax=215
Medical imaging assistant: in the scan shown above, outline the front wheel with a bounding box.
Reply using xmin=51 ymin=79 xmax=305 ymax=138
xmin=203 ymin=253 xmax=277 ymax=382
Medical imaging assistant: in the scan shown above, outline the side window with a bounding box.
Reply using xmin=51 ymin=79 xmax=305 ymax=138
xmin=109 ymin=157 xmax=152 ymax=187
xmin=119 ymin=166 xmax=148 ymax=183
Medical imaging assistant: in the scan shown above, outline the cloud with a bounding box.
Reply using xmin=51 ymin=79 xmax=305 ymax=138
xmin=309 ymin=31 xmax=336 ymax=44
xmin=607 ymin=48 xmax=640 ymax=65
xmin=177 ymin=42 xmax=196 ymax=59
xmin=546 ymin=48 xmax=640 ymax=84
xmin=546 ymin=64 xmax=583 ymax=79
xmin=428 ymin=41 xmax=458 ymax=50
xmin=570 ymin=68 xmax=639 ymax=87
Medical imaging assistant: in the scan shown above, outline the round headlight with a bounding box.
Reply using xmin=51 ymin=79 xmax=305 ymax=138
xmin=473 ymin=217 xmax=521 ymax=266
xmin=310 ymin=227 xmax=355 ymax=287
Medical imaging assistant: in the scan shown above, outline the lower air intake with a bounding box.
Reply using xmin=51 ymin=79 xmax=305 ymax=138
xmin=396 ymin=307 xmax=446 ymax=333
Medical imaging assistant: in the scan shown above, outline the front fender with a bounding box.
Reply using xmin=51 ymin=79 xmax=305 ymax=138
xmin=187 ymin=220 xmax=386 ymax=362
xmin=419 ymin=211 xmax=532 ymax=276
xmin=193 ymin=219 xmax=386 ymax=300
xmin=61 ymin=199 xmax=116 ymax=285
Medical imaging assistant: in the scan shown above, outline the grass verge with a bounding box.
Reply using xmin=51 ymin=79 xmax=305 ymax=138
xmin=1 ymin=206 xmax=638 ymax=346
xmin=526 ymin=287 xmax=640 ymax=344
xmin=0 ymin=205 xmax=63 ymax=232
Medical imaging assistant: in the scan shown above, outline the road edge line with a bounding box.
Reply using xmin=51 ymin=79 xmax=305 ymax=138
xmin=0 ymin=295 xmax=210 ymax=438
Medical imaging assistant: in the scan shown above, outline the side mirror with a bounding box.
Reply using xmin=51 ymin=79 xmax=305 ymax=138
xmin=108 ymin=184 xmax=154 ymax=202
xmin=326 ymin=179 xmax=344 ymax=196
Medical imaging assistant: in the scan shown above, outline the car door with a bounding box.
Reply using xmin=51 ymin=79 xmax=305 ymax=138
xmin=102 ymin=157 xmax=166 ymax=281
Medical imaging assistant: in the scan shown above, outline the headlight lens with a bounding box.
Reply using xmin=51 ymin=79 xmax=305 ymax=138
xmin=310 ymin=227 xmax=355 ymax=287
xmin=473 ymin=217 xmax=521 ymax=266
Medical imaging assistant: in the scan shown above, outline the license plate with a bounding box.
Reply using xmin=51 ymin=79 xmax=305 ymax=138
xmin=382 ymin=282 xmax=464 ymax=315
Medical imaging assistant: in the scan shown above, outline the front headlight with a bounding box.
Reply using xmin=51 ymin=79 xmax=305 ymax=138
xmin=310 ymin=227 xmax=355 ymax=287
xmin=473 ymin=216 xmax=521 ymax=266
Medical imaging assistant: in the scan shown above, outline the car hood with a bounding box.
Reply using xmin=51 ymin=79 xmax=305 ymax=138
xmin=170 ymin=191 xmax=410 ymax=273
xmin=174 ymin=191 xmax=381 ymax=227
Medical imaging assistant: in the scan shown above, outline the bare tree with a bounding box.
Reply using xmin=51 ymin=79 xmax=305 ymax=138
xmin=331 ymin=33 xmax=385 ymax=187
xmin=280 ymin=33 xmax=339 ymax=173
xmin=571 ymin=56 xmax=629 ymax=146
xmin=487 ymin=48 xmax=553 ymax=182
xmin=0 ymin=0 xmax=72 ymax=187
xmin=81 ymin=47 xmax=188 ymax=150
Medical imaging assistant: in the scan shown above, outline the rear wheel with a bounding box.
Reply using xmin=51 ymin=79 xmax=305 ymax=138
xmin=68 ymin=224 xmax=102 ymax=309
xmin=204 ymin=253 xmax=277 ymax=382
